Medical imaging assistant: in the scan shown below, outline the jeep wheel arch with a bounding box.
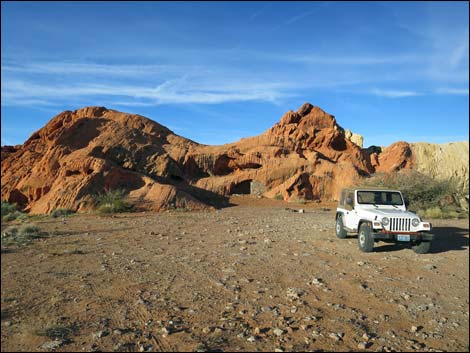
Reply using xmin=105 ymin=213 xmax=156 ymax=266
xmin=335 ymin=211 xmax=344 ymax=220
xmin=357 ymin=220 xmax=372 ymax=233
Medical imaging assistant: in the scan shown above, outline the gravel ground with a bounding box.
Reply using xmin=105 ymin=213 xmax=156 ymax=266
xmin=1 ymin=196 xmax=469 ymax=352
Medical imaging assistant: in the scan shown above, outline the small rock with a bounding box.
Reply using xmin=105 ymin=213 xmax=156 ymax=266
xmin=39 ymin=340 xmax=64 ymax=350
xmin=93 ymin=329 xmax=109 ymax=339
xmin=113 ymin=329 xmax=123 ymax=335
xmin=312 ymin=278 xmax=323 ymax=286
xmin=273 ymin=328 xmax=285 ymax=337
xmin=424 ymin=264 xmax=437 ymax=271
xmin=202 ymin=326 xmax=213 ymax=334
xmin=161 ymin=326 xmax=173 ymax=336
xmin=358 ymin=342 xmax=368 ymax=350
xmin=286 ymin=287 xmax=305 ymax=300
xmin=139 ymin=344 xmax=154 ymax=352
xmin=329 ymin=332 xmax=342 ymax=341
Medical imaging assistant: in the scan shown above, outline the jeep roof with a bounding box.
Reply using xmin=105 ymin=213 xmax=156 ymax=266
xmin=341 ymin=186 xmax=400 ymax=193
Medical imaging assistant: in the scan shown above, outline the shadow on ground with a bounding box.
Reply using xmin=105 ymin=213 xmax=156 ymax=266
xmin=373 ymin=226 xmax=469 ymax=254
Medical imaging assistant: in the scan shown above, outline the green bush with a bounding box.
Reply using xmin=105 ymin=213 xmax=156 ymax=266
xmin=1 ymin=224 xmax=44 ymax=246
xmin=1 ymin=201 xmax=17 ymax=217
xmin=35 ymin=324 xmax=79 ymax=339
xmin=274 ymin=194 xmax=284 ymax=200
xmin=1 ymin=201 xmax=27 ymax=222
xmin=50 ymin=208 xmax=75 ymax=218
xmin=2 ymin=210 xmax=24 ymax=222
xmin=359 ymin=170 xmax=465 ymax=219
xmin=93 ymin=189 xmax=132 ymax=214
xmin=419 ymin=206 xmax=464 ymax=220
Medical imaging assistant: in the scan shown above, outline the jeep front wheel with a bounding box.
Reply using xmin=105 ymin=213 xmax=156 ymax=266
xmin=336 ymin=215 xmax=347 ymax=239
xmin=358 ymin=223 xmax=374 ymax=252
xmin=412 ymin=241 xmax=431 ymax=254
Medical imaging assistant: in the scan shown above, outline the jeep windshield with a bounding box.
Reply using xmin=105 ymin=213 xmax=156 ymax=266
xmin=356 ymin=190 xmax=404 ymax=206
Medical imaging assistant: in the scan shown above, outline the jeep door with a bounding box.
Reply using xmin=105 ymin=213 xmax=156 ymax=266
xmin=343 ymin=190 xmax=360 ymax=231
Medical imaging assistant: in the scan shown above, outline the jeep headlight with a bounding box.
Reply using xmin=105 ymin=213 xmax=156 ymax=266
xmin=382 ymin=217 xmax=390 ymax=226
xmin=412 ymin=218 xmax=420 ymax=227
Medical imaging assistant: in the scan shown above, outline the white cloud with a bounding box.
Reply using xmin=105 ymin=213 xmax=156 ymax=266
xmin=370 ymin=88 xmax=422 ymax=98
xmin=1 ymin=77 xmax=290 ymax=107
xmin=436 ymin=87 xmax=469 ymax=95
xmin=2 ymin=62 xmax=182 ymax=77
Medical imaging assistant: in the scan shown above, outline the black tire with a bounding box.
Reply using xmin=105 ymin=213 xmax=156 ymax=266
xmin=358 ymin=223 xmax=374 ymax=252
xmin=412 ymin=241 xmax=431 ymax=254
xmin=336 ymin=215 xmax=347 ymax=239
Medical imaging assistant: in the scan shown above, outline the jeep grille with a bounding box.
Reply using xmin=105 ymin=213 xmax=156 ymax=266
xmin=389 ymin=218 xmax=411 ymax=232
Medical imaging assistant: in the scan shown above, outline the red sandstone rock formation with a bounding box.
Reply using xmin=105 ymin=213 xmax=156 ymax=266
xmin=1 ymin=104 xmax=413 ymax=213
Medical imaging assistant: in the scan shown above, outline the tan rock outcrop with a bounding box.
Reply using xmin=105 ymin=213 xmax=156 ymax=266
xmin=410 ymin=142 xmax=469 ymax=191
xmin=344 ymin=129 xmax=364 ymax=148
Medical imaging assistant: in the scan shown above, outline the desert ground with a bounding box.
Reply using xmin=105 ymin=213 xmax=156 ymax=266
xmin=1 ymin=196 xmax=469 ymax=352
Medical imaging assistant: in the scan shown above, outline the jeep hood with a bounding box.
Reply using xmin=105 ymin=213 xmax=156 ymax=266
xmin=361 ymin=208 xmax=418 ymax=219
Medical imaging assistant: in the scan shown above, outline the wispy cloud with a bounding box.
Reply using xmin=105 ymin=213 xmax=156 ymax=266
xmin=2 ymin=62 xmax=182 ymax=77
xmin=271 ymin=2 xmax=329 ymax=31
xmin=436 ymin=87 xmax=469 ymax=95
xmin=449 ymin=38 xmax=469 ymax=68
xmin=370 ymin=88 xmax=422 ymax=98
xmin=284 ymin=7 xmax=322 ymax=25
xmin=2 ymin=76 xmax=291 ymax=107
xmin=249 ymin=3 xmax=271 ymax=21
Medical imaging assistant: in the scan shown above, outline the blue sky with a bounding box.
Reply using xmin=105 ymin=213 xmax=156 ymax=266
xmin=1 ymin=1 xmax=469 ymax=147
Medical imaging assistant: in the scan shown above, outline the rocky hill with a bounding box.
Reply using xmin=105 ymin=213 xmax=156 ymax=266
xmin=410 ymin=142 xmax=469 ymax=192
xmin=1 ymin=103 xmax=464 ymax=214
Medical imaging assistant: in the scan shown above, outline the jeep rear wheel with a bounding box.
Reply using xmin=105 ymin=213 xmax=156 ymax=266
xmin=358 ymin=223 xmax=374 ymax=252
xmin=336 ymin=215 xmax=347 ymax=239
xmin=412 ymin=241 xmax=431 ymax=254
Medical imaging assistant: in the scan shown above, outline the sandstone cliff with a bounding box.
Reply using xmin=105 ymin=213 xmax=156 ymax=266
xmin=410 ymin=142 xmax=469 ymax=191
xmin=0 ymin=103 xmax=437 ymax=213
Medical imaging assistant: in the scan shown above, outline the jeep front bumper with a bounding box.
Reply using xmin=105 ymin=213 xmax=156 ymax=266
xmin=372 ymin=232 xmax=434 ymax=242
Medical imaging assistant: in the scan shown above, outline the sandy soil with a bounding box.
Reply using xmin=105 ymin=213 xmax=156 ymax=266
xmin=1 ymin=196 xmax=469 ymax=352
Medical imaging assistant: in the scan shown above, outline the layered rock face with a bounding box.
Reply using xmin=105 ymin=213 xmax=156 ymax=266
xmin=1 ymin=107 xmax=212 ymax=213
xmin=188 ymin=104 xmax=377 ymax=202
xmin=0 ymin=103 xmax=425 ymax=213
xmin=410 ymin=142 xmax=469 ymax=191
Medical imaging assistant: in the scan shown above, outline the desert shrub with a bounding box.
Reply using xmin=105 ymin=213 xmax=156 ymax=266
xmin=274 ymin=194 xmax=284 ymax=200
xmin=50 ymin=208 xmax=75 ymax=218
xmin=93 ymin=189 xmax=132 ymax=214
xmin=1 ymin=201 xmax=16 ymax=217
xmin=1 ymin=201 xmax=25 ymax=221
xmin=1 ymin=224 xmax=44 ymax=246
xmin=2 ymin=210 xmax=23 ymax=222
xmin=35 ymin=324 xmax=79 ymax=339
xmin=419 ymin=206 xmax=464 ymax=220
xmin=170 ymin=207 xmax=191 ymax=212
xmin=359 ymin=170 xmax=465 ymax=219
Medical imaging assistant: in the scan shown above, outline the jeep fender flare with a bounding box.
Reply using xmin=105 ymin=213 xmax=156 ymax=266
xmin=335 ymin=211 xmax=344 ymax=220
xmin=358 ymin=219 xmax=373 ymax=231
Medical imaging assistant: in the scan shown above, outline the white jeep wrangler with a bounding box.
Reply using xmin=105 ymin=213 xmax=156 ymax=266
xmin=335 ymin=188 xmax=434 ymax=253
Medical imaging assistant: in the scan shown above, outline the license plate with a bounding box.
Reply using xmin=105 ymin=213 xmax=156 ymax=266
xmin=397 ymin=234 xmax=410 ymax=242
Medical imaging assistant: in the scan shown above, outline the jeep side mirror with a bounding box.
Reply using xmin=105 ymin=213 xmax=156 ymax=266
xmin=404 ymin=198 xmax=410 ymax=208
